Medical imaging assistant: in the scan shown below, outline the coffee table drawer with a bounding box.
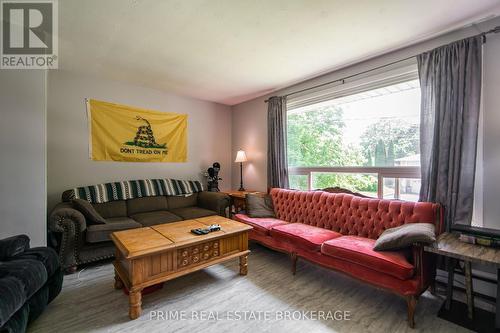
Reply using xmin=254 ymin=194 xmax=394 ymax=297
xmin=178 ymin=240 xmax=220 ymax=268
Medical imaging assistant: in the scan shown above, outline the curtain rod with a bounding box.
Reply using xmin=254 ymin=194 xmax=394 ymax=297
xmin=265 ymin=26 xmax=500 ymax=103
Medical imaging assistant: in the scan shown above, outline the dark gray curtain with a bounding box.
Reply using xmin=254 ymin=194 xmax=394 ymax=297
xmin=267 ymin=96 xmax=289 ymax=189
xmin=417 ymin=36 xmax=482 ymax=229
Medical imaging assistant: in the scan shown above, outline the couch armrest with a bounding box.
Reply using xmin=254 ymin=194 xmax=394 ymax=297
xmin=48 ymin=203 xmax=87 ymax=269
xmin=0 ymin=235 xmax=30 ymax=261
xmin=197 ymin=191 xmax=230 ymax=217
xmin=49 ymin=203 xmax=87 ymax=233
xmin=412 ymin=242 xmax=436 ymax=293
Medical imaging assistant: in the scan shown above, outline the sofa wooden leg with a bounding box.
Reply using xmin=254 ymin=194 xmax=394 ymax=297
xmin=406 ymin=295 xmax=417 ymax=328
xmin=291 ymin=253 xmax=297 ymax=275
xmin=65 ymin=265 xmax=77 ymax=274
xmin=429 ymin=280 xmax=436 ymax=295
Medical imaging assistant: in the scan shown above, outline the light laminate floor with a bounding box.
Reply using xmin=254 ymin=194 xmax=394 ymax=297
xmin=28 ymin=244 xmax=471 ymax=333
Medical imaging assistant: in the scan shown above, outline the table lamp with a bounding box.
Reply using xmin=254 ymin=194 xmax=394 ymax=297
xmin=235 ymin=150 xmax=248 ymax=191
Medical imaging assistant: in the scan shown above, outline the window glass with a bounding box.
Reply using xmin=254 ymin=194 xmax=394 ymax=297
xmin=311 ymin=172 xmax=377 ymax=197
xmin=287 ymin=80 xmax=421 ymax=168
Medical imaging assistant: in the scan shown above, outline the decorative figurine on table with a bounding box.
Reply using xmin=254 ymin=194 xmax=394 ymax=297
xmin=205 ymin=162 xmax=222 ymax=192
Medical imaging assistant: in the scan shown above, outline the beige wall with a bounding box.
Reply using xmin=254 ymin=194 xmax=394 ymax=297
xmin=0 ymin=70 xmax=47 ymax=246
xmin=231 ymin=97 xmax=269 ymax=191
xmin=47 ymin=70 xmax=232 ymax=210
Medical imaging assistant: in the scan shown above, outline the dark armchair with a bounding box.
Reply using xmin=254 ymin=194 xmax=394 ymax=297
xmin=0 ymin=235 xmax=63 ymax=333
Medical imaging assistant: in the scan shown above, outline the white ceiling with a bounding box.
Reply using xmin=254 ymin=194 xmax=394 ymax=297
xmin=59 ymin=0 xmax=500 ymax=105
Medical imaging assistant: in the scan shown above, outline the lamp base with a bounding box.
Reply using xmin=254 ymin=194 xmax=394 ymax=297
xmin=238 ymin=162 xmax=245 ymax=192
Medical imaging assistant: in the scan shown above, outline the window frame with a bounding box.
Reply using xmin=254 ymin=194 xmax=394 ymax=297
xmin=288 ymin=166 xmax=420 ymax=198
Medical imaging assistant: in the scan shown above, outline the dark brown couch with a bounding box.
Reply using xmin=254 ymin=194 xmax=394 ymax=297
xmin=48 ymin=190 xmax=229 ymax=273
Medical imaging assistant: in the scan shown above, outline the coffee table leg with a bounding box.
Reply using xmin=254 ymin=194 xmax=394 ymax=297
xmin=129 ymin=289 xmax=142 ymax=319
xmin=114 ymin=270 xmax=123 ymax=290
xmin=239 ymin=254 xmax=248 ymax=276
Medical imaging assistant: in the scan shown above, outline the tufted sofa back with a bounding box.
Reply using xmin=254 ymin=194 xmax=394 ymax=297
xmin=270 ymin=188 xmax=443 ymax=239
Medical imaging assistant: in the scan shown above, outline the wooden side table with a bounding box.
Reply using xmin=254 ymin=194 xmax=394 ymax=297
xmin=222 ymin=190 xmax=266 ymax=217
xmin=424 ymin=232 xmax=500 ymax=329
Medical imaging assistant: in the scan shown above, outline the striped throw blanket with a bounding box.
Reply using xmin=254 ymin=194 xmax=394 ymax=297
xmin=70 ymin=178 xmax=204 ymax=204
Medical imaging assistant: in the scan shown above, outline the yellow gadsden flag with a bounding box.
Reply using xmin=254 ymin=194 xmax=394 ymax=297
xmin=87 ymin=99 xmax=187 ymax=162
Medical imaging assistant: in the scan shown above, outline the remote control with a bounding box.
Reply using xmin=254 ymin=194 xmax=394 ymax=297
xmin=190 ymin=228 xmax=209 ymax=235
xmin=190 ymin=224 xmax=221 ymax=235
xmin=208 ymin=224 xmax=221 ymax=232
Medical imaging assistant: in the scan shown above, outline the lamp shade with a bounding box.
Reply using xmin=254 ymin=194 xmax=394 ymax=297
xmin=234 ymin=150 xmax=248 ymax=163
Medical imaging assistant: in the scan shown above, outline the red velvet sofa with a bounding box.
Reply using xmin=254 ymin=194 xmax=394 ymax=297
xmin=235 ymin=188 xmax=443 ymax=328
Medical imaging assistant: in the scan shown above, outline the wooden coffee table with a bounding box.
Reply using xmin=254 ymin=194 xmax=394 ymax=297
xmin=111 ymin=216 xmax=252 ymax=319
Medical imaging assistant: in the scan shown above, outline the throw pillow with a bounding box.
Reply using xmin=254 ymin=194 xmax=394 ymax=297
xmin=72 ymin=199 xmax=107 ymax=225
xmin=374 ymin=223 xmax=436 ymax=251
xmin=246 ymin=193 xmax=276 ymax=218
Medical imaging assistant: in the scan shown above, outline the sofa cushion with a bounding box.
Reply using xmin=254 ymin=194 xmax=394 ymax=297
xmin=166 ymin=193 xmax=198 ymax=209
xmin=126 ymin=196 xmax=169 ymax=216
xmin=130 ymin=211 xmax=182 ymax=227
xmin=0 ymin=276 xmax=27 ymax=327
xmin=169 ymin=207 xmax=216 ymax=220
xmin=86 ymin=217 xmax=142 ymax=243
xmin=72 ymin=199 xmax=106 ymax=225
xmin=93 ymin=200 xmax=127 ymax=218
xmin=12 ymin=247 xmax=59 ymax=277
xmin=321 ymin=236 xmax=414 ymax=280
xmin=246 ymin=194 xmax=276 ymax=218
xmin=0 ymin=259 xmax=47 ymax=298
xmin=374 ymin=223 xmax=436 ymax=251
xmin=270 ymin=223 xmax=342 ymax=251
xmin=234 ymin=214 xmax=288 ymax=235
xmin=26 ymin=283 xmax=49 ymax=325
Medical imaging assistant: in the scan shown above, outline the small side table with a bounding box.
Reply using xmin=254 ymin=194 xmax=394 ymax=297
xmin=424 ymin=232 xmax=500 ymax=329
xmin=222 ymin=190 xmax=266 ymax=217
